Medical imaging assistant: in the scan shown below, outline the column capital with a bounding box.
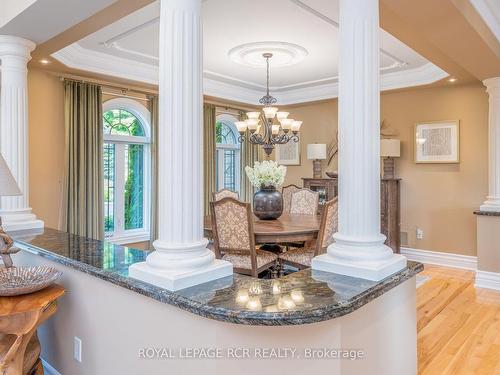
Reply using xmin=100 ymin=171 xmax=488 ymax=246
xmin=0 ymin=35 xmax=36 ymax=61
xmin=483 ymin=77 xmax=500 ymax=95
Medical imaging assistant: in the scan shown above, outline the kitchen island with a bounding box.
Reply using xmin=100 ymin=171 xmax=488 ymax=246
xmin=11 ymin=228 xmax=422 ymax=375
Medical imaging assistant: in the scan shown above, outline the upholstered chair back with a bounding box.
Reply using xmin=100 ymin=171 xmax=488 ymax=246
xmin=213 ymin=189 xmax=239 ymax=202
xmin=210 ymin=198 xmax=256 ymax=260
xmin=290 ymin=189 xmax=320 ymax=215
xmin=317 ymin=198 xmax=338 ymax=254
xmin=282 ymin=184 xmax=301 ymax=213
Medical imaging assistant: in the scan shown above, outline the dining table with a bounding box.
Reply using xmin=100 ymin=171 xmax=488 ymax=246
xmin=203 ymin=213 xmax=321 ymax=244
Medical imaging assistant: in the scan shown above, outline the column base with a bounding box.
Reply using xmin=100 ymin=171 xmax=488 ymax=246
xmin=480 ymin=200 xmax=500 ymax=212
xmin=312 ymin=253 xmax=407 ymax=281
xmin=0 ymin=208 xmax=44 ymax=232
xmin=129 ymin=259 xmax=233 ymax=291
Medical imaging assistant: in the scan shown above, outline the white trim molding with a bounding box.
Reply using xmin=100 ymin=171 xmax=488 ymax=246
xmin=401 ymin=247 xmax=478 ymax=270
xmin=475 ymin=270 xmax=500 ymax=291
xmin=53 ymin=43 xmax=448 ymax=106
xmin=42 ymin=359 xmax=62 ymax=375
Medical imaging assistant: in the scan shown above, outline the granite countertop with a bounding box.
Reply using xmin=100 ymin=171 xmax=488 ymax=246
xmin=11 ymin=227 xmax=422 ymax=326
xmin=474 ymin=210 xmax=500 ymax=216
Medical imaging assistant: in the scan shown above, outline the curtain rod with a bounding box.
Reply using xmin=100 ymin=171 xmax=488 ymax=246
xmin=102 ymin=90 xmax=150 ymax=102
xmin=55 ymin=72 xmax=157 ymax=97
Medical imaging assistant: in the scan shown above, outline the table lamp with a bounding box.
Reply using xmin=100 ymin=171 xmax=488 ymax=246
xmin=0 ymin=153 xmax=22 ymax=267
xmin=307 ymin=143 xmax=327 ymax=179
xmin=380 ymin=139 xmax=400 ymax=179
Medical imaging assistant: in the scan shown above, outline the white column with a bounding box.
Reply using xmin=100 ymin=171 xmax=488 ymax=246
xmin=312 ymin=0 xmax=406 ymax=281
xmin=0 ymin=35 xmax=43 ymax=231
xmin=480 ymin=77 xmax=500 ymax=212
xmin=129 ymin=0 xmax=232 ymax=290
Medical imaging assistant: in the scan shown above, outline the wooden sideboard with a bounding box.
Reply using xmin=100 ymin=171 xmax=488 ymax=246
xmin=381 ymin=179 xmax=401 ymax=254
xmin=302 ymin=177 xmax=401 ymax=253
xmin=302 ymin=178 xmax=338 ymax=214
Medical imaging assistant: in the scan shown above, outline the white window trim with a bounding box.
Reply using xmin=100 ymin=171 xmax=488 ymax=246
xmin=215 ymin=114 xmax=241 ymax=193
xmin=103 ymin=98 xmax=152 ymax=242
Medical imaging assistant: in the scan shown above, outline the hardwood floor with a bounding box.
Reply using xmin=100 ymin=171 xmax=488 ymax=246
xmin=417 ymin=264 xmax=500 ymax=375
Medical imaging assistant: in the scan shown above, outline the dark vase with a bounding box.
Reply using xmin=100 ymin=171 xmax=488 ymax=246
xmin=253 ymin=186 xmax=283 ymax=220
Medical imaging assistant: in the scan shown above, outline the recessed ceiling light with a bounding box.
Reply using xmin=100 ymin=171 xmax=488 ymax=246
xmin=448 ymin=77 xmax=456 ymax=83
xmin=39 ymin=59 xmax=50 ymax=64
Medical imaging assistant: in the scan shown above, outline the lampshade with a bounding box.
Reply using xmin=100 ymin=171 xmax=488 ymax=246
xmin=380 ymin=139 xmax=401 ymax=157
xmin=307 ymin=144 xmax=327 ymax=160
xmin=0 ymin=154 xmax=21 ymax=196
xmin=262 ymin=106 xmax=278 ymax=119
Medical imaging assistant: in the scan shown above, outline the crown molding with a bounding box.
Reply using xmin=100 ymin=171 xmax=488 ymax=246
xmin=53 ymin=43 xmax=448 ymax=105
xmin=469 ymin=0 xmax=500 ymax=41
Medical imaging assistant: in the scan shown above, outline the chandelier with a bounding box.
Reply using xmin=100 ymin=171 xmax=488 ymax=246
xmin=235 ymin=53 xmax=302 ymax=156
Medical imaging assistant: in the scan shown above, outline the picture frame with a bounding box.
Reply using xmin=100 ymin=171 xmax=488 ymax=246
xmin=275 ymin=140 xmax=301 ymax=166
xmin=414 ymin=120 xmax=460 ymax=164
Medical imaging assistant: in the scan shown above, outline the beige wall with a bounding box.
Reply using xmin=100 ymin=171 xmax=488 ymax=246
xmin=283 ymin=83 xmax=488 ymax=256
xmin=26 ymin=68 xmax=489 ymax=256
xmin=28 ymin=68 xmax=65 ymax=229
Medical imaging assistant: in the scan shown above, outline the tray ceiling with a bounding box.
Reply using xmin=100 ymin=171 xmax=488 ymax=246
xmin=53 ymin=0 xmax=449 ymax=104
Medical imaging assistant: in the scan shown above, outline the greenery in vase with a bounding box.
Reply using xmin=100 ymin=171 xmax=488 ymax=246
xmin=245 ymin=160 xmax=287 ymax=189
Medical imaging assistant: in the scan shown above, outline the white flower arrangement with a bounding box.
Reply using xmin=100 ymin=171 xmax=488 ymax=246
xmin=245 ymin=160 xmax=287 ymax=189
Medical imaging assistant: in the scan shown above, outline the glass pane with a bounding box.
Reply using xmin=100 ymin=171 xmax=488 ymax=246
xmin=223 ymin=149 xmax=236 ymax=191
xmin=124 ymin=144 xmax=144 ymax=230
xmin=103 ymin=143 xmax=115 ymax=234
xmin=103 ymin=109 xmax=145 ymax=136
xmin=215 ymin=121 xmax=237 ymax=144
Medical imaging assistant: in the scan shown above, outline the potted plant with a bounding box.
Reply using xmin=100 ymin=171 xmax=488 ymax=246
xmin=245 ymin=160 xmax=287 ymax=220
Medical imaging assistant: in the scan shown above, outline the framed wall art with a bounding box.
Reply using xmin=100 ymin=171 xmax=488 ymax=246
xmin=275 ymin=140 xmax=301 ymax=166
xmin=415 ymin=120 xmax=460 ymax=163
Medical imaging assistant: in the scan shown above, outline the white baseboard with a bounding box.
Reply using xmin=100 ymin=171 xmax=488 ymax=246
xmin=42 ymin=359 xmax=62 ymax=375
xmin=401 ymin=247 xmax=477 ymax=270
xmin=475 ymin=270 xmax=500 ymax=291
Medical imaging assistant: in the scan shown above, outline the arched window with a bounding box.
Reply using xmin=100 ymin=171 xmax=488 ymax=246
xmin=215 ymin=113 xmax=241 ymax=193
xmin=103 ymin=98 xmax=151 ymax=243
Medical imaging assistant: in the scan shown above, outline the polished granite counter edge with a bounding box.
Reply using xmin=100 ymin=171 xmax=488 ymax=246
xmin=474 ymin=210 xmax=500 ymax=217
xmin=14 ymin=233 xmax=422 ymax=326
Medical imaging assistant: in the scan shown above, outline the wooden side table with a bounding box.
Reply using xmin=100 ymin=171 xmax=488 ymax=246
xmin=0 ymin=285 xmax=65 ymax=375
xmin=302 ymin=178 xmax=338 ymax=214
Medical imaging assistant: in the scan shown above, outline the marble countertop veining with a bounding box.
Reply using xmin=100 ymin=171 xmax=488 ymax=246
xmin=10 ymin=227 xmax=423 ymax=326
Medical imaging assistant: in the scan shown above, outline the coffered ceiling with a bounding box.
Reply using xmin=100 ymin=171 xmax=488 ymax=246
xmin=52 ymin=0 xmax=450 ymax=104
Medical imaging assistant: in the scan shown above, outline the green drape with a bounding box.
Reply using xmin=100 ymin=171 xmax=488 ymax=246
xmin=204 ymin=103 xmax=217 ymax=215
xmin=62 ymin=80 xmax=104 ymax=239
xmin=148 ymin=95 xmax=159 ymax=243
xmin=239 ymin=111 xmax=263 ymax=202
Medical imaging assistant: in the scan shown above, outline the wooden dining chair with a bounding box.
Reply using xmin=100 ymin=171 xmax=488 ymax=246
xmin=282 ymin=184 xmax=301 ymax=214
xmin=290 ymin=188 xmax=320 ymax=215
xmin=212 ymin=188 xmax=239 ymax=202
xmin=210 ymin=197 xmax=278 ymax=277
xmin=279 ymin=198 xmax=338 ymax=270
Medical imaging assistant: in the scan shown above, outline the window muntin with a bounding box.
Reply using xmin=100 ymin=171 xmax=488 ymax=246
xmin=103 ymin=104 xmax=150 ymax=241
xmin=215 ymin=115 xmax=241 ymax=193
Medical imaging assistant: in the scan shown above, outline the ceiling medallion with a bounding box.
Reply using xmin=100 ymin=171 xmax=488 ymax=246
xmin=228 ymin=41 xmax=308 ymax=68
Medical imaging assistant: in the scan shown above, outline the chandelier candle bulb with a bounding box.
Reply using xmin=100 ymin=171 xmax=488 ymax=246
xmin=280 ymin=118 xmax=293 ymax=131
xmin=291 ymin=120 xmax=302 ymax=133
xmin=236 ymin=53 xmax=301 ymax=156
xmin=235 ymin=121 xmax=247 ymax=133
xmin=277 ymin=111 xmax=289 ymax=122
xmin=263 ymin=106 xmax=279 ymax=119
xmin=246 ymin=112 xmax=260 ymax=120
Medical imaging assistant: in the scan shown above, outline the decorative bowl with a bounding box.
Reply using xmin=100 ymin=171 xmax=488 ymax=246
xmin=0 ymin=266 xmax=62 ymax=296
xmin=326 ymin=171 xmax=338 ymax=178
